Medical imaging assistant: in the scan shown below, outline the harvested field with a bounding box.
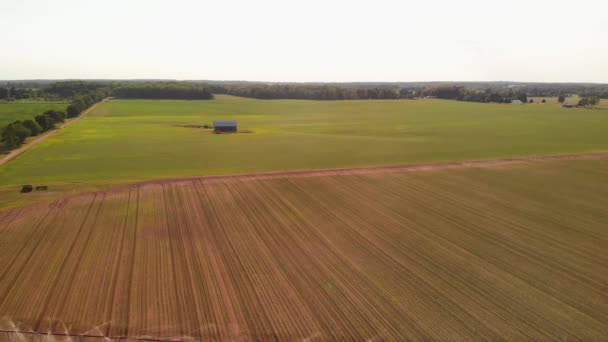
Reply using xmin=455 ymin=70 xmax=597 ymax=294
xmin=0 ymin=158 xmax=607 ymax=340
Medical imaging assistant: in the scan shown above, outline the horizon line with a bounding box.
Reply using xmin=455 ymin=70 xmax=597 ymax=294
xmin=2 ymin=79 xmax=608 ymax=85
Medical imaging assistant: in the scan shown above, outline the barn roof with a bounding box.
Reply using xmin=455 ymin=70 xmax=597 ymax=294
xmin=213 ymin=120 xmax=237 ymax=127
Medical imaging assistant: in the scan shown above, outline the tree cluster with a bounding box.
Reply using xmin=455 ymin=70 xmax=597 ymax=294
xmin=577 ymin=96 xmax=601 ymax=108
xmin=114 ymin=83 xmax=214 ymax=100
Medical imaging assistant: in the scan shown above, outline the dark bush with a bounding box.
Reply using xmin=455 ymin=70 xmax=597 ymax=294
xmin=22 ymin=119 xmax=42 ymax=136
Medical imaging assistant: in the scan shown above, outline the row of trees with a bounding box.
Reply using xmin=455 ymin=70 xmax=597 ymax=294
xmin=1 ymin=110 xmax=66 ymax=149
xmin=66 ymin=88 xmax=111 ymax=118
xmin=114 ymin=83 xmax=214 ymax=100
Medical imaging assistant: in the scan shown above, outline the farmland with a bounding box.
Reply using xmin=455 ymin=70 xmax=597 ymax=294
xmin=529 ymin=95 xmax=608 ymax=108
xmin=1 ymin=95 xmax=608 ymax=190
xmin=0 ymin=101 xmax=67 ymax=132
xmin=0 ymin=157 xmax=606 ymax=340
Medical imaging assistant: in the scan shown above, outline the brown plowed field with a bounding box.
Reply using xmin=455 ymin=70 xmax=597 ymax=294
xmin=0 ymin=158 xmax=607 ymax=340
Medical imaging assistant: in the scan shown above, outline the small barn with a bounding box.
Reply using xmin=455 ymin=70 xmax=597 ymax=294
xmin=213 ymin=120 xmax=237 ymax=133
xmin=511 ymin=100 xmax=523 ymax=105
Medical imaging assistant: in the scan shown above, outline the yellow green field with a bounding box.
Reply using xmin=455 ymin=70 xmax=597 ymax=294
xmin=0 ymin=101 xmax=67 ymax=128
xmin=529 ymin=95 xmax=607 ymax=108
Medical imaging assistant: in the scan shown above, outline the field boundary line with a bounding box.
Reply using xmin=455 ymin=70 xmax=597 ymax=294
xmin=0 ymin=98 xmax=110 ymax=167
xmin=122 ymin=151 xmax=608 ymax=188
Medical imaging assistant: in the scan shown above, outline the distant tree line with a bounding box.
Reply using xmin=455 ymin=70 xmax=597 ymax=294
xmin=0 ymin=81 xmax=59 ymax=100
xmin=1 ymin=81 xmax=113 ymax=101
xmin=113 ymin=82 xmax=214 ymax=100
xmin=45 ymin=81 xmax=110 ymax=98
xmin=3 ymin=80 xmax=608 ymax=103
xmin=202 ymin=80 xmax=608 ymax=100
xmin=417 ymin=85 xmax=529 ymax=104
xmin=209 ymin=84 xmax=401 ymax=100
xmin=207 ymin=84 xmax=531 ymax=102
xmin=0 ymin=87 xmax=40 ymax=100
xmin=208 ymin=83 xmax=605 ymax=106
xmin=3 ymin=80 xmax=608 ymax=101
xmin=515 ymin=85 xmax=608 ymax=99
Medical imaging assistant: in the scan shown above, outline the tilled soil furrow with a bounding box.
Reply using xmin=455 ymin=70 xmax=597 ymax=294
xmin=0 ymin=157 xmax=606 ymax=340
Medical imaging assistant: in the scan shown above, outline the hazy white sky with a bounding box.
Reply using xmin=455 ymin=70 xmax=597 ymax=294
xmin=1 ymin=0 xmax=607 ymax=82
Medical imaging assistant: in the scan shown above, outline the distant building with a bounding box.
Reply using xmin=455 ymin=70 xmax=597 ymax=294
xmin=511 ymin=100 xmax=523 ymax=105
xmin=213 ymin=120 xmax=237 ymax=133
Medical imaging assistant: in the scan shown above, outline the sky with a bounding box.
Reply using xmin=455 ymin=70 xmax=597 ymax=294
xmin=1 ymin=0 xmax=607 ymax=83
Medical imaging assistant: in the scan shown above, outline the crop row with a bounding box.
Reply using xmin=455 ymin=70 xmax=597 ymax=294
xmin=0 ymin=159 xmax=607 ymax=339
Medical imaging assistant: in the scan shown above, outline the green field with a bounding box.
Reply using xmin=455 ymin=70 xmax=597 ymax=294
xmin=1 ymin=95 xmax=608 ymax=187
xmin=529 ymin=96 xmax=608 ymax=108
xmin=0 ymin=101 xmax=68 ymax=129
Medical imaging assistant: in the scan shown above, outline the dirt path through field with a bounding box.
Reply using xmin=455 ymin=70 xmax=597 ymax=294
xmin=0 ymin=98 xmax=110 ymax=166
xmin=130 ymin=151 xmax=608 ymax=188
